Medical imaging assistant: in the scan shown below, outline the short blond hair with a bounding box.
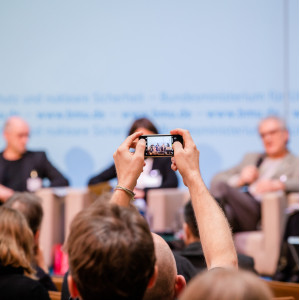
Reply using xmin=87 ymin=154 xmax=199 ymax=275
xmin=0 ymin=207 xmax=34 ymax=275
xmin=258 ymin=115 xmax=287 ymax=131
xmin=179 ymin=268 xmax=273 ymax=300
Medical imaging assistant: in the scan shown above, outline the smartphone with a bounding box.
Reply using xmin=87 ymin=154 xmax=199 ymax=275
xmin=139 ymin=134 xmax=183 ymax=157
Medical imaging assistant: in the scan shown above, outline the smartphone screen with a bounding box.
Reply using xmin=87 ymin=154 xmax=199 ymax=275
xmin=139 ymin=134 xmax=183 ymax=157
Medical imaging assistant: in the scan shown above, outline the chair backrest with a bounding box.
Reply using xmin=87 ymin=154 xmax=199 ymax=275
xmin=51 ymin=276 xmax=64 ymax=291
xmin=265 ymin=280 xmax=299 ymax=300
xmin=147 ymin=188 xmax=189 ymax=233
xmin=48 ymin=291 xmax=62 ymax=300
xmin=88 ymin=181 xmax=112 ymax=196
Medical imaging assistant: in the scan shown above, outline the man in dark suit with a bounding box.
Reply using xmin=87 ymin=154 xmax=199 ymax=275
xmin=0 ymin=116 xmax=69 ymax=202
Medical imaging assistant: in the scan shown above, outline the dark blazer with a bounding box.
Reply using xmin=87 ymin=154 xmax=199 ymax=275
xmin=175 ymin=241 xmax=256 ymax=273
xmin=173 ymin=253 xmax=198 ymax=283
xmin=0 ymin=265 xmax=50 ymax=300
xmin=88 ymin=157 xmax=178 ymax=189
xmin=175 ymin=242 xmax=206 ymax=271
xmin=0 ymin=151 xmax=69 ymax=191
xmin=35 ymin=265 xmax=57 ymax=291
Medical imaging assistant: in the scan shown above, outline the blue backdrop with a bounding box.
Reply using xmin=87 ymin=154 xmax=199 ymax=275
xmin=0 ymin=0 xmax=298 ymax=188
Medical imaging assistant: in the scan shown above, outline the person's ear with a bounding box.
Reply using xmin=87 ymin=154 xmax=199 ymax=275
xmin=34 ymin=229 xmax=40 ymax=246
xmin=183 ymin=222 xmax=191 ymax=242
xmin=68 ymin=274 xmax=80 ymax=298
xmin=147 ymin=265 xmax=158 ymax=289
xmin=174 ymin=274 xmax=186 ymax=297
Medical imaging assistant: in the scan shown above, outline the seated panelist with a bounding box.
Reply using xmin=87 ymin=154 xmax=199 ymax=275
xmin=210 ymin=116 xmax=299 ymax=233
xmin=0 ymin=116 xmax=69 ymax=203
xmin=88 ymin=118 xmax=178 ymax=200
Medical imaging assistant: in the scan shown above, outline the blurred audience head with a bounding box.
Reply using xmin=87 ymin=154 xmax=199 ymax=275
xmin=179 ymin=268 xmax=273 ymax=300
xmin=66 ymin=201 xmax=157 ymax=300
xmin=0 ymin=206 xmax=34 ymax=275
xmin=128 ymin=118 xmax=159 ymax=136
xmin=4 ymin=192 xmax=43 ymax=236
xmin=183 ymin=201 xmax=199 ymax=245
xmin=3 ymin=116 xmax=30 ymax=157
xmin=258 ymin=116 xmax=289 ymax=158
xmin=143 ymin=233 xmax=186 ymax=300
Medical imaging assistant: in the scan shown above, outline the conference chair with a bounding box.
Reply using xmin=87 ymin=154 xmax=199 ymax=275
xmin=234 ymin=192 xmax=299 ymax=276
xmin=48 ymin=291 xmax=61 ymax=300
xmin=147 ymin=188 xmax=190 ymax=233
xmin=37 ymin=188 xmax=65 ymax=267
xmin=265 ymin=279 xmax=299 ymax=300
xmin=37 ymin=184 xmax=111 ymax=268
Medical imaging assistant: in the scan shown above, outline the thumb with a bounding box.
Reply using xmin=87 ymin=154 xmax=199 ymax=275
xmin=135 ymin=138 xmax=146 ymax=157
xmin=173 ymin=141 xmax=183 ymax=153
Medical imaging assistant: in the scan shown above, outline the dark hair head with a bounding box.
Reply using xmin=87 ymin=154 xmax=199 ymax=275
xmin=128 ymin=118 xmax=159 ymax=135
xmin=183 ymin=201 xmax=199 ymax=238
xmin=66 ymin=202 xmax=156 ymax=300
xmin=4 ymin=192 xmax=43 ymax=235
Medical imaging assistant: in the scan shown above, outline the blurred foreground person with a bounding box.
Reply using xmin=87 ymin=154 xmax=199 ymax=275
xmin=65 ymin=128 xmax=237 ymax=300
xmin=4 ymin=192 xmax=57 ymax=291
xmin=179 ymin=268 xmax=273 ymax=300
xmin=143 ymin=233 xmax=186 ymax=300
xmin=110 ymin=129 xmax=238 ymax=299
xmin=0 ymin=116 xmax=69 ymax=202
xmin=66 ymin=201 xmax=157 ymax=300
xmin=0 ymin=206 xmax=50 ymax=300
xmin=210 ymin=116 xmax=299 ymax=232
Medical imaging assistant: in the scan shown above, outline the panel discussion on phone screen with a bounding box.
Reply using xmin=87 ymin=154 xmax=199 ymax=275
xmin=144 ymin=135 xmax=173 ymax=156
xmin=0 ymin=1 xmax=299 ymax=300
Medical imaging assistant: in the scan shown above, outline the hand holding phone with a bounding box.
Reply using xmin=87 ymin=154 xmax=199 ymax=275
xmin=139 ymin=134 xmax=183 ymax=157
xmin=170 ymin=128 xmax=200 ymax=186
xmin=113 ymin=132 xmax=146 ymax=191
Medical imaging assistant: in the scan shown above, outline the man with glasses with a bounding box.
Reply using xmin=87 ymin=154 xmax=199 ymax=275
xmin=210 ymin=116 xmax=299 ymax=233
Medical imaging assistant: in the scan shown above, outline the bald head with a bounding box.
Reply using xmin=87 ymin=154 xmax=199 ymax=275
xmin=3 ymin=116 xmax=30 ymax=159
xmin=4 ymin=116 xmax=29 ymax=133
xmin=143 ymin=233 xmax=179 ymax=300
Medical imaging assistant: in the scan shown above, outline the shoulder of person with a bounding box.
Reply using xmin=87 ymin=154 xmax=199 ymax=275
xmin=26 ymin=151 xmax=47 ymax=158
xmin=27 ymin=278 xmax=50 ymax=300
xmin=24 ymin=151 xmax=49 ymax=166
xmin=11 ymin=274 xmax=49 ymax=299
xmin=241 ymin=152 xmax=262 ymax=163
xmin=286 ymin=151 xmax=299 ymax=161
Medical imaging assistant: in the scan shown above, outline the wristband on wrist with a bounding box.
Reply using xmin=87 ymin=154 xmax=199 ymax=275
xmin=114 ymin=185 xmax=136 ymax=201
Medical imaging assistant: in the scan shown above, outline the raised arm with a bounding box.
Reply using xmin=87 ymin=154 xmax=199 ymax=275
xmin=110 ymin=131 xmax=146 ymax=207
xmin=170 ymin=128 xmax=238 ymax=270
